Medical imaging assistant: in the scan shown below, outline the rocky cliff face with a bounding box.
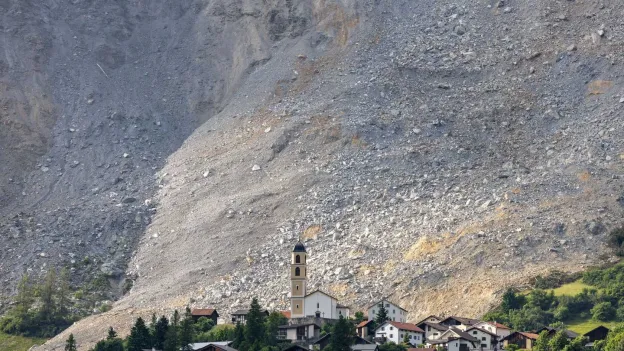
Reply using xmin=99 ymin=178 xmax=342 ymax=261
xmin=0 ymin=0 xmax=623 ymax=350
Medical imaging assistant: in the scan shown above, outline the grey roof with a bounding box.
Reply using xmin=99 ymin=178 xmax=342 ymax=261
xmin=231 ymin=309 xmax=268 ymax=316
xmin=417 ymin=321 xmax=449 ymax=331
xmin=351 ymin=345 xmax=378 ymax=351
xmin=440 ymin=316 xmax=481 ymax=326
xmin=367 ymin=298 xmax=408 ymax=312
xmin=293 ymin=242 xmax=306 ymax=252
xmin=190 ymin=342 xmax=235 ymax=351
xmin=446 ymin=327 xmax=479 ymax=342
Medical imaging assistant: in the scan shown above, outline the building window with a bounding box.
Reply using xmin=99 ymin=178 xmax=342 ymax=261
xmin=386 ymin=304 xmax=390 ymax=307
xmin=295 ymin=267 xmax=300 ymax=276
xmin=482 ymin=337 xmax=486 ymax=341
xmin=473 ymin=331 xmax=478 ymax=335
xmin=400 ymin=334 xmax=403 ymax=339
xmin=390 ymin=327 xmax=394 ymax=331
xmin=389 ymin=335 xmax=393 ymax=339
xmin=381 ymin=327 xmax=385 ymax=331
xmin=317 ymin=303 xmax=320 ymax=308
xmin=296 ymin=304 xmax=299 ymax=309
xmin=393 ymin=309 xmax=396 ymax=314
xmin=481 ymin=344 xmax=487 ymax=348
xmin=295 ymin=255 xmax=301 ymax=263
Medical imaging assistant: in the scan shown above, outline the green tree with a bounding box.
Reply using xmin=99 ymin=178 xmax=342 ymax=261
xmin=533 ymin=331 xmax=551 ymax=351
xmin=526 ymin=289 xmax=555 ymax=310
xmin=179 ymin=307 xmax=195 ymax=351
xmin=325 ymin=315 xmax=355 ymax=351
xmin=232 ymin=321 xmax=245 ymax=349
xmin=93 ymin=338 xmax=124 ymax=351
xmin=265 ymin=311 xmax=287 ymax=346
xmin=153 ymin=316 xmax=169 ymax=349
xmin=39 ymin=268 xmax=57 ymax=322
xmin=127 ymin=317 xmax=152 ymax=351
xmin=244 ymin=298 xmax=266 ymax=348
xmin=195 ymin=317 xmax=215 ymax=334
xmin=501 ymin=288 xmax=526 ymax=312
xmin=164 ymin=310 xmax=180 ymax=351
xmin=604 ymin=324 xmax=624 ymax=351
xmin=592 ymin=302 xmax=616 ymax=321
xmin=508 ymin=306 xmax=553 ymax=331
xmin=402 ymin=332 xmax=410 ymax=346
xmin=353 ymin=311 xmax=365 ymax=324
xmin=378 ymin=342 xmax=406 ymax=351
xmin=57 ymin=268 xmax=71 ymax=318
xmin=563 ymin=336 xmax=588 ymax=351
xmin=107 ymin=326 xmax=118 ymax=339
xmin=375 ymin=303 xmax=390 ymax=326
xmin=547 ymin=330 xmax=570 ymax=351
xmin=505 ymin=345 xmax=520 ymax=351
xmin=65 ymin=333 xmax=77 ymax=351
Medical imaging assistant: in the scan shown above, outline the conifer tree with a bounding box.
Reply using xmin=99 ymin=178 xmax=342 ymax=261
xmin=127 ymin=317 xmax=151 ymax=351
xmin=265 ymin=311 xmax=287 ymax=346
xmin=14 ymin=274 xmax=34 ymax=319
xmin=107 ymin=326 xmax=118 ymax=340
xmin=244 ymin=297 xmax=266 ymax=348
xmin=375 ymin=302 xmax=389 ymax=326
xmin=179 ymin=307 xmax=195 ymax=351
xmin=153 ymin=316 xmax=169 ymax=350
xmin=232 ymin=321 xmax=245 ymax=349
xmin=57 ymin=268 xmax=71 ymax=318
xmin=164 ymin=310 xmax=180 ymax=351
xmin=326 ymin=315 xmax=354 ymax=351
xmin=39 ymin=268 xmax=57 ymax=321
xmin=65 ymin=333 xmax=77 ymax=351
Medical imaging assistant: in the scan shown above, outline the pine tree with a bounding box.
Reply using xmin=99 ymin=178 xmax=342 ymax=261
xmin=14 ymin=274 xmax=34 ymax=318
xmin=164 ymin=310 xmax=180 ymax=351
xmin=232 ymin=321 xmax=245 ymax=349
xmin=402 ymin=332 xmax=410 ymax=346
xmin=153 ymin=316 xmax=169 ymax=350
xmin=127 ymin=317 xmax=152 ymax=351
xmin=150 ymin=313 xmax=158 ymax=344
xmin=375 ymin=302 xmax=389 ymax=326
xmin=265 ymin=311 xmax=287 ymax=346
xmin=65 ymin=333 xmax=77 ymax=351
xmin=326 ymin=315 xmax=354 ymax=351
xmin=179 ymin=307 xmax=195 ymax=351
xmin=39 ymin=268 xmax=57 ymax=322
xmin=244 ymin=298 xmax=266 ymax=348
xmin=57 ymin=268 xmax=71 ymax=319
xmin=107 ymin=326 xmax=118 ymax=340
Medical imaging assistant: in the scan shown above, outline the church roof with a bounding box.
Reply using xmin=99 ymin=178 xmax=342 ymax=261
xmin=293 ymin=241 xmax=306 ymax=252
xmin=305 ymin=290 xmax=339 ymax=301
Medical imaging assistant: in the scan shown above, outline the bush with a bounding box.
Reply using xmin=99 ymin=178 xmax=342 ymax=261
xmin=532 ymin=271 xmax=583 ymax=289
xmin=608 ymin=227 xmax=624 ymax=256
xmin=591 ymin=302 xmax=616 ymax=321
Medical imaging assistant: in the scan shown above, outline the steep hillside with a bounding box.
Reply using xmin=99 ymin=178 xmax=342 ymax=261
xmin=0 ymin=0 xmax=622 ymax=350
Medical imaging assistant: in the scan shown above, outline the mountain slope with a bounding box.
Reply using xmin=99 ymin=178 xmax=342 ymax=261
xmin=0 ymin=0 xmax=622 ymax=350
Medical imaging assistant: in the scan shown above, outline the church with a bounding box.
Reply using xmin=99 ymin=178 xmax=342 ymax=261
xmin=289 ymin=242 xmax=350 ymax=320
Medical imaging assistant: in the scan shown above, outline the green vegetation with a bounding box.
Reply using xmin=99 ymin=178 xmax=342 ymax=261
xmin=0 ymin=331 xmax=46 ymax=351
xmin=608 ymin=227 xmax=624 ymax=257
xmin=484 ymin=262 xmax=624 ymax=331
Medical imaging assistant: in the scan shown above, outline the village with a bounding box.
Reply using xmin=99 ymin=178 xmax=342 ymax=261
xmin=183 ymin=243 xmax=612 ymax=351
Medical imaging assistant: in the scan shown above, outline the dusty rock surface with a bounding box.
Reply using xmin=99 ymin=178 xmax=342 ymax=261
xmin=0 ymin=0 xmax=622 ymax=350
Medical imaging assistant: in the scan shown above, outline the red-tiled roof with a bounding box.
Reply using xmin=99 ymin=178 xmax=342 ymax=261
xmin=519 ymin=332 xmax=540 ymax=340
xmin=492 ymin=322 xmax=510 ymax=329
xmin=191 ymin=308 xmax=217 ymax=316
xmin=280 ymin=310 xmax=291 ymax=319
xmin=388 ymin=321 xmax=424 ymax=333
xmin=357 ymin=320 xmax=373 ymax=328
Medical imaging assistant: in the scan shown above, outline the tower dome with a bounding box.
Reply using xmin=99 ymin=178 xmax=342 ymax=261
xmin=293 ymin=241 xmax=306 ymax=253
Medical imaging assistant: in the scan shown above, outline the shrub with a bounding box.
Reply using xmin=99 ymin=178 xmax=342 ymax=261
xmin=591 ymin=302 xmax=616 ymax=321
xmin=608 ymin=227 xmax=624 ymax=256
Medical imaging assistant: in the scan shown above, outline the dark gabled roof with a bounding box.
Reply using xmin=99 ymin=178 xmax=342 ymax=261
xmin=447 ymin=327 xmax=478 ymax=342
xmin=465 ymin=326 xmax=498 ymax=337
xmin=536 ymin=327 xmax=578 ymax=339
xmin=416 ymin=321 xmax=448 ymax=332
xmin=192 ymin=308 xmax=219 ymax=316
xmin=415 ymin=315 xmax=441 ymax=325
xmin=357 ymin=320 xmax=374 ymax=328
xmin=293 ymin=241 xmax=306 ymax=252
xmin=439 ymin=316 xmax=481 ymax=326
xmin=351 ymin=345 xmax=378 ymax=351
xmin=584 ymin=325 xmax=611 ymax=336
xmin=501 ymin=331 xmax=540 ymax=341
xmin=367 ymin=298 xmax=408 ymax=312
xmin=282 ymin=345 xmax=309 ymax=351
xmin=232 ymin=309 xmax=269 ymax=316
xmin=191 ymin=342 xmax=237 ymax=351
xmin=336 ymin=303 xmax=349 ymax=309
xmin=305 ymin=290 xmax=339 ymax=301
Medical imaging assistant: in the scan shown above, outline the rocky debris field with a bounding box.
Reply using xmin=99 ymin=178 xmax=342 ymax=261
xmin=0 ymin=0 xmax=622 ymax=350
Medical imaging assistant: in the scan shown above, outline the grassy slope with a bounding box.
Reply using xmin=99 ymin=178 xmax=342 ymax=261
xmin=0 ymin=332 xmax=46 ymax=351
xmin=550 ymin=280 xmax=594 ymax=296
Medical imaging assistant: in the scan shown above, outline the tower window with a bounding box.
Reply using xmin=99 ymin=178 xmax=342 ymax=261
xmin=296 ymin=255 xmax=301 ymax=263
xmin=317 ymin=303 xmax=320 ymax=308
xmin=296 ymin=304 xmax=299 ymax=309
xmin=296 ymin=285 xmax=299 ymax=290
xmin=295 ymin=267 xmax=301 ymax=276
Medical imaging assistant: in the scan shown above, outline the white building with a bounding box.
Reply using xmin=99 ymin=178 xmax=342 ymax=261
xmin=473 ymin=321 xmax=511 ymax=340
xmin=289 ymin=242 xmax=350 ymax=319
xmin=375 ymin=321 xmax=425 ymax=346
xmin=367 ymin=299 xmax=408 ymax=323
xmin=416 ymin=321 xmax=449 ymax=342
xmin=428 ymin=327 xmax=479 ymax=351
xmin=464 ymin=326 xmax=498 ymax=351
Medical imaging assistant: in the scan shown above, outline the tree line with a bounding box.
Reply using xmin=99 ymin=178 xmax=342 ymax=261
xmin=1 ymin=268 xmax=75 ymax=337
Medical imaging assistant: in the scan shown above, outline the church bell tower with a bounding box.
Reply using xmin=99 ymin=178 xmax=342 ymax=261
xmin=290 ymin=242 xmax=307 ymax=318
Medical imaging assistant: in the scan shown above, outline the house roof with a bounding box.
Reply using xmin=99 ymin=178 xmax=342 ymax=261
xmin=439 ymin=316 xmax=481 ymax=326
xmin=367 ymin=298 xmax=408 ymax=312
xmin=502 ymin=331 xmax=540 ymax=341
xmin=337 ymin=303 xmax=350 ymax=309
xmin=381 ymin=321 xmax=424 ymax=333
xmin=191 ymin=342 xmax=237 ymax=351
xmin=191 ymin=308 xmax=218 ymax=316
xmin=293 ymin=241 xmax=306 ymax=252
xmin=305 ymin=289 xmax=339 ymax=301
xmin=357 ymin=320 xmax=374 ymax=328
xmin=280 ymin=310 xmax=291 ymax=319
xmin=415 ymin=315 xmax=441 ymax=325
xmin=282 ymin=344 xmax=309 ymax=351
xmin=466 ymin=326 xmax=498 ymax=337
xmin=437 ymin=327 xmax=479 ymax=342
xmin=351 ymin=345 xmax=378 ymax=351
xmin=584 ymin=325 xmax=611 ymax=336
xmin=416 ymin=321 xmax=448 ymax=331
xmin=231 ymin=309 xmax=269 ymax=316
xmin=536 ymin=327 xmax=578 ymax=339
xmin=491 ymin=322 xmax=511 ymax=329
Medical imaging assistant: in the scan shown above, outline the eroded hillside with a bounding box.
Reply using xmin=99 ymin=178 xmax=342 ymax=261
xmin=0 ymin=0 xmax=622 ymax=350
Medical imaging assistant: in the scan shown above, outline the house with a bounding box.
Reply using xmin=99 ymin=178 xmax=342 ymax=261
xmin=367 ymin=299 xmax=408 ymax=323
xmin=278 ymin=322 xmax=322 ymax=342
xmin=191 ymin=309 xmax=220 ymax=324
xmin=501 ymin=331 xmax=539 ymax=350
xmin=374 ymin=321 xmax=425 ymax=346
xmin=351 ymin=345 xmax=379 ymax=351
xmin=416 ymin=315 xmax=442 ymax=325
xmin=584 ymin=326 xmax=610 ymax=342
xmin=473 ymin=321 xmax=511 ymax=340
xmin=357 ymin=320 xmax=374 ymax=339
xmin=231 ymin=309 xmax=269 ymax=324
xmin=289 ymin=242 xmax=351 ymax=319
xmin=314 ymin=334 xmax=372 ymax=350
xmin=416 ymin=321 xmax=449 ymax=341
xmin=427 ymin=327 xmax=478 ymax=351
xmin=438 ymin=316 xmax=481 ymax=331
xmin=282 ymin=345 xmax=310 ymax=351
xmin=535 ymin=327 xmax=578 ymax=340
xmin=191 ymin=342 xmax=237 ymax=351
xmin=464 ymin=326 xmax=498 ymax=351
